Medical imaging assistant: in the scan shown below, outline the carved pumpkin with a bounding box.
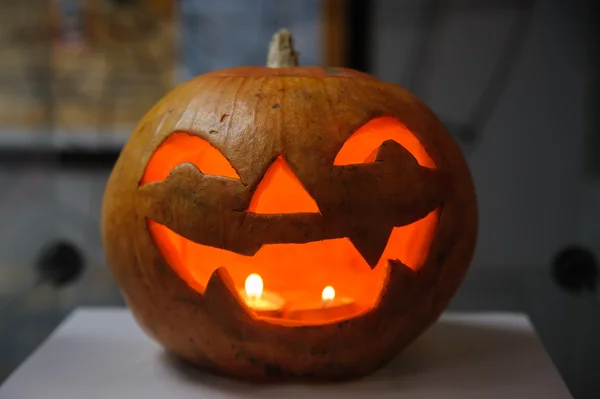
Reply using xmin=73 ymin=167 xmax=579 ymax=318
xmin=101 ymin=30 xmax=477 ymax=381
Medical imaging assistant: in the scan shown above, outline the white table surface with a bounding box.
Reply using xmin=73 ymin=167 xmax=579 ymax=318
xmin=0 ymin=307 xmax=572 ymax=399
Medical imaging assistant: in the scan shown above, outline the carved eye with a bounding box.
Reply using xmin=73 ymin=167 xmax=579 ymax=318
xmin=334 ymin=116 xmax=436 ymax=168
xmin=141 ymin=133 xmax=240 ymax=185
xmin=332 ymin=116 xmax=439 ymax=270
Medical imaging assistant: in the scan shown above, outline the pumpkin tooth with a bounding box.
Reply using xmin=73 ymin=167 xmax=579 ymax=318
xmin=375 ymin=139 xmax=419 ymax=167
xmin=203 ymin=267 xmax=256 ymax=324
xmin=375 ymin=259 xmax=419 ymax=309
xmin=348 ymin=226 xmax=393 ymax=269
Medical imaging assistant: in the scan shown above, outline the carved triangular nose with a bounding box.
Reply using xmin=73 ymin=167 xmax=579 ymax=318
xmin=248 ymin=155 xmax=320 ymax=214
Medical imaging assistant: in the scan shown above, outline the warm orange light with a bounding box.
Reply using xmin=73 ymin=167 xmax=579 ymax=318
xmin=334 ymin=116 xmax=435 ymax=168
xmin=248 ymin=155 xmax=320 ymax=214
xmin=144 ymin=117 xmax=440 ymax=325
xmin=322 ymin=286 xmax=335 ymax=302
xmin=245 ymin=273 xmax=263 ymax=299
xmin=141 ymin=133 xmax=240 ymax=185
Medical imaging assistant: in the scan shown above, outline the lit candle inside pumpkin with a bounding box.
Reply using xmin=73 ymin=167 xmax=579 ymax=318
xmin=284 ymin=285 xmax=358 ymax=322
xmin=239 ymin=273 xmax=285 ymax=317
xmin=321 ymin=286 xmax=336 ymax=306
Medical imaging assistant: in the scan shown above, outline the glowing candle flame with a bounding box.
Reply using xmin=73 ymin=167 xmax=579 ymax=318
xmin=245 ymin=273 xmax=263 ymax=300
xmin=322 ymin=286 xmax=335 ymax=302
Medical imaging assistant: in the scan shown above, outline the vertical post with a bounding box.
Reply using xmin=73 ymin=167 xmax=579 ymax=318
xmin=321 ymin=0 xmax=348 ymax=67
xmin=346 ymin=0 xmax=372 ymax=72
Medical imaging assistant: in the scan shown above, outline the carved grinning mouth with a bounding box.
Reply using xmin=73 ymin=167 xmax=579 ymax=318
xmin=146 ymin=209 xmax=439 ymax=309
xmin=138 ymin=116 xmax=444 ymax=321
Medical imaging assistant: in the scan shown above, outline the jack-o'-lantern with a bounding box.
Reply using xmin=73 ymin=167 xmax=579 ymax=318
xmin=101 ymin=30 xmax=477 ymax=381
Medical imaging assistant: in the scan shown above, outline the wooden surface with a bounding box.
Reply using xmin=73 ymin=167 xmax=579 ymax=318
xmin=0 ymin=308 xmax=572 ymax=398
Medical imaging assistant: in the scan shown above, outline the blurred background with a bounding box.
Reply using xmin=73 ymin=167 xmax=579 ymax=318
xmin=0 ymin=0 xmax=597 ymax=397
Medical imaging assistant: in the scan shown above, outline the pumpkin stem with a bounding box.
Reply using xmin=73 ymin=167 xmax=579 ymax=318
xmin=267 ymin=29 xmax=299 ymax=68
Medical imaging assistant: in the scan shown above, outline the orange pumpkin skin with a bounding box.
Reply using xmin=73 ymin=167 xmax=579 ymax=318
xmin=101 ymin=65 xmax=477 ymax=381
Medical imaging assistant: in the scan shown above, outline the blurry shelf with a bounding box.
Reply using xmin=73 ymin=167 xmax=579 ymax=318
xmin=0 ymin=128 xmax=132 ymax=152
xmin=0 ymin=129 xmax=130 ymax=168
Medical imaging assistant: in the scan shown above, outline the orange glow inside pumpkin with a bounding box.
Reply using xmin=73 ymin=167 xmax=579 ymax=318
xmin=248 ymin=155 xmax=321 ymax=214
xmin=143 ymin=116 xmax=439 ymax=324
